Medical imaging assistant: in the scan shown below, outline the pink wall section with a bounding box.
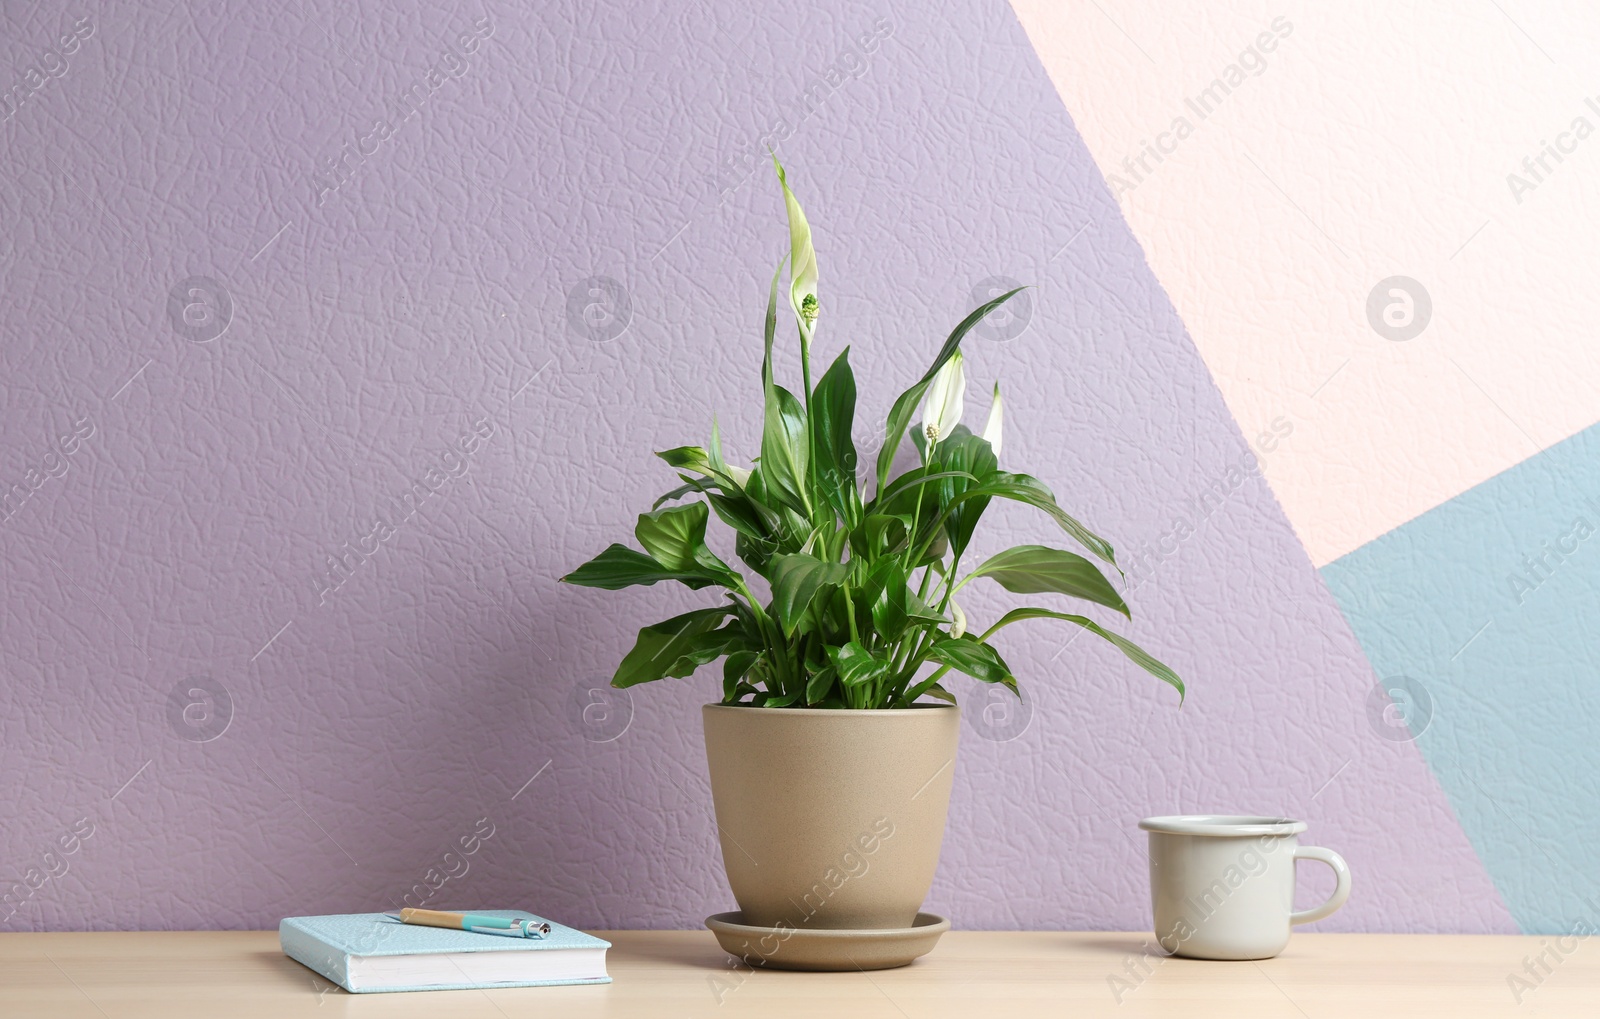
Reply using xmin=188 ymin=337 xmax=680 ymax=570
xmin=1010 ymin=0 xmax=1600 ymax=566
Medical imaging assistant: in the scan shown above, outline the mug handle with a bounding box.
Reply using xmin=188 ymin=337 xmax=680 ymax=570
xmin=1289 ymin=846 xmax=1351 ymax=925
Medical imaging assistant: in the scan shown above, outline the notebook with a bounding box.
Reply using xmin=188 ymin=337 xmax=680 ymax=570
xmin=279 ymin=911 xmax=611 ymax=993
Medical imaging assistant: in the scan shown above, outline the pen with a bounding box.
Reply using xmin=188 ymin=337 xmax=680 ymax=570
xmin=387 ymin=907 xmax=552 ymax=939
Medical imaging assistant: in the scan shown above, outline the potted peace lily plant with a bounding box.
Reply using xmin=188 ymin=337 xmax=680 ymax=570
xmin=562 ymin=158 xmax=1182 ymax=969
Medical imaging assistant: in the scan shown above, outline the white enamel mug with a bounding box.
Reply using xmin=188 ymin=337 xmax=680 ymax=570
xmin=1139 ymin=815 xmax=1351 ymax=960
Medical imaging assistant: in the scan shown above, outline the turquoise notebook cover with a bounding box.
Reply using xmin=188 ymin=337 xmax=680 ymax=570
xmin=280 ymin=910 xmax=612 ymax=993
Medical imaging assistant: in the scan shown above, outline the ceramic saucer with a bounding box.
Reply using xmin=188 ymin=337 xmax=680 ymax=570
xmin=704 ymin=911 xmax=949 ymax=971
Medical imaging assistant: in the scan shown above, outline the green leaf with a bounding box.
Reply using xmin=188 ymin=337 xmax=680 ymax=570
xmin=722 ymin=650 xmax=758 ymax=702
xmin=757 ymin=255 xmax=811 ymax=511
xmin=768 ymin=552 xmax=849 ymax=637
xmin=735 ymin=530 xmax=779 ymax=572
xmin=663 ymin=429 xmax=748 ymax=495
xmin=933 ymin=471 xmax=1119 ymax=571
xmin=652 ymin=481 xmax=700 ymax=509
xmin=875 ymin=287 xmax=1026 ymax=492
xmin=826 ymin=641 xmax=890 ymax=688
xmin=761 ymin=383 xmax=811 ymax=515
xmin=758 ymin=257 xmax=809 ymax=514
xmin=653 ymin=477 xmax=766 ymax=557
xmin=857 ymin=512 xmax=912 ymax=558
xmin=874 ymin=468 xmax=980 ymax=511
xmin=707 ymin=492 xmax=767 ymax=541
xmin=560 ymin=543 xmax=722 ymax=591
xmin=811 ymin=348 xmax=859 ymax=524
xmin=863 ymin=558 xmax=910 ymax=643
xmin=656 ymin=446 xmax=711 ymax=471
xmin=635 ymin=503 xmax=729 ymax=576
xmin=925 ymin=636 xmax=1016 ymax=692
xmin=708 ymin=417 xmax=731 ymax=473
xmin=963 ymin=545 xmax=1128 ymax=617
xmin=762 ymin=256 xmax=786 ymax=386
xmin=920 ymin=682 xmax=957 ymax=705
xmin=979 ymin=607 xmax=1184 ymax=702
xmin=935 ymin=426 xmax=998 ymax=558
xmin=805 ymin=665 xmax=836 ymax=705
xmin=612 ymin=607 xmax=738 ymax=688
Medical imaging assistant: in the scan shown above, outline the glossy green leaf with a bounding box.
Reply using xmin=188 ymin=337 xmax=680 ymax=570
xmin=864 ymin=558 xmax=910 ymax=642
xmin=656 ymin=446 xmax=711 ymax=471
xmin=707 ymin=492 xmax=767 ymax=541
xmin=921 ymin=682 xmax=956 ymax=705
xmin=874 ymin=468 xmax=980 ymax=511
xmin=768 ymin=552 xmax=850 ymax=637
xmin=857 ymin=512 xmax=911 ymax=557
xmin=761 ymin=383 xmax=811 ymax=515
xmin=652 ymin=481 xmax=700 ymax=509
xmin=660 ymin=442 xmax=744 ymax=493
xmin=826 ymin=641 xmax=890 ymax=688
xmin=930 ymin=471 xmax=1118 ymax=570
xmin=560 ymin=543 xmax=722 ymax=591
xmin=612 ymin=607 xmax=738 ymax=688
xmin=925 ymin=636 xmax=1016 ymax=692
xmin=722 ymin=650 xmax=758 ymax=702
xmin=762 ymin=256 xmax=785 ymax=386
xmin=963 ymin=545 xmax=1128 ymax=617
xmin=635 ymin=503 xmax=716 ymax=573
xmin=978 ymin=607 xmax=1184 ymax=702
xmin=812 ymin=347 xmax=859 ymax=523
xmin=805 ymin=665 xmax=836 ymax=704
xmin=935 ymin=425 xmax=998 ymax=558
xmin=874 ymin=287 xmax=1026 ymax=492
xmin=735 ymin=530 xmax=779 ymax=572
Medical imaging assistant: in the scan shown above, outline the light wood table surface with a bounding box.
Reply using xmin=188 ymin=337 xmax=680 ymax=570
xmin=3 ymin=929 xmax=1596 ymax=1017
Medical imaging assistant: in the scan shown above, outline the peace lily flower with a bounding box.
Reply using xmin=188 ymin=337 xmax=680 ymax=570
xmin=771 ymin=154 xmax=818 ymax=339
xmin=949 ymin=593 xmax=968 ymax=639
xmin=921 ymin=352 xmax=965 ymax=446
xmin=982 ymin=382 xmax=1003 ymax=457
xmin=724 ymin=463 xmax=753 ymax=488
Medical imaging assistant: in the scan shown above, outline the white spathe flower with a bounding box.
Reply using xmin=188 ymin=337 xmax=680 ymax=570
xmin=981 ymin=381 xmax=1003 ymax=457
xmin=920 ymin=352 xmax=965 ymax=445
xmin=949 ymin=594 xmax=967 ymax=639
xmin=771 ymin=155 xmax=818 ymax=336
xmin=725 ymin=464 xmax=752 ymax=488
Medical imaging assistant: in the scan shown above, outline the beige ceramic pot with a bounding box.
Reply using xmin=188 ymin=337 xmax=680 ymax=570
xmin=701 ymin=704 xmax=959 ymax=931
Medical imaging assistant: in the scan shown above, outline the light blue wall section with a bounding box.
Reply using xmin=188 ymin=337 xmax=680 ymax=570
xmin=1322 ymin=423 xmax=1600 ymax=933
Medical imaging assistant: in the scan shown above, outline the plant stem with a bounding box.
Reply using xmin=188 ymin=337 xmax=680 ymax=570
xmin=903 ymin=444 xmax=932 ymax=571
xmin=800 ymin=326 xmax=813 ymax=409
xmin=842 ymin=584 xmax=861 ymax=645
xmin=735 ymin=577 xmax=791 ymax=698
xmin=936 ymin=554 xmax=962 ymax=614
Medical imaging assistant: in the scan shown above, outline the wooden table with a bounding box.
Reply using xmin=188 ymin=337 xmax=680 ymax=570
xmin=3 ymin=929 xmax=1596 ymax=1016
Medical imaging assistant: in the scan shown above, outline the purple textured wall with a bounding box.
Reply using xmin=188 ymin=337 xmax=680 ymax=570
xmin=0 ymin=0 xmax=1511 ymax=932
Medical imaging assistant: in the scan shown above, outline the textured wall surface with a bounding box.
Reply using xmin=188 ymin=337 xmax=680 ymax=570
xmin=1012 ymin=0 xmax=1600 ymax=567
xmin=2 ymin=0 xmax=1510 ymax=934
xmin=1322 ymin=422 xmax=1600 ymax=933
xmin=1012 ymin=0 xmax=1600 ymax=934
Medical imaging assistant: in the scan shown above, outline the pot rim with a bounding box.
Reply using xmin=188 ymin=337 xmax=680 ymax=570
xmin=703 ymin=702 xmax=957 ymax=715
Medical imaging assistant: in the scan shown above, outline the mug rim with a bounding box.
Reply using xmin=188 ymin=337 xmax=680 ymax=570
xmin=1139 ymin=814 xmax=1308 ymax=837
